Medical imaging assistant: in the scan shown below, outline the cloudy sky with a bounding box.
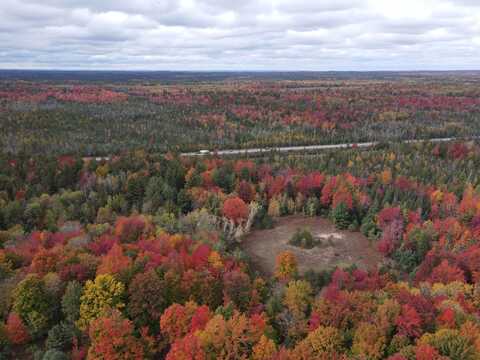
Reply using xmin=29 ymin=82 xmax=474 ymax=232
xmin=0 ymin=0 xmax=479 ymax=71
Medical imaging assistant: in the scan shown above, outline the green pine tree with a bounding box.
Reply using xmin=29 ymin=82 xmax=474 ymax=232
xmin=331 ymin=202 xmax=352 ymax=230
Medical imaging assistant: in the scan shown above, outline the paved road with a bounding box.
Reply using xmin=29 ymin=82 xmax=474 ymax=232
xmin=82 ymin=137 xmax=473 ymax=160
xmin=181 ymin=137 xmax=462 ymax=156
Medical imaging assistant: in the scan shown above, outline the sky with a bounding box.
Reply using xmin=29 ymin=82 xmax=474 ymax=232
xmin=0 ymin=0 xmax=479 ymax=71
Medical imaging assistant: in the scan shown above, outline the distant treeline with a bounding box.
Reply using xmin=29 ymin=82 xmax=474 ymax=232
xmin=1 ymin=69 xmax=480 ymax=83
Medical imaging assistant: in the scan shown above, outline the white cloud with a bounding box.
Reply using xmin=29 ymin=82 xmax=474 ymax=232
xmin=0 ymin=0 xmax=479 ymax=70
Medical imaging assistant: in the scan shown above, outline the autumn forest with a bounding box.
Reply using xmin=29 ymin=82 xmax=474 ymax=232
xmin=1 ymin=71 xmax=480 ymax=360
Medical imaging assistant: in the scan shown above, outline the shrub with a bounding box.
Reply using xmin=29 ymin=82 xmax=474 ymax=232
xmin=289 ymin=228 xmax=319 ymax=249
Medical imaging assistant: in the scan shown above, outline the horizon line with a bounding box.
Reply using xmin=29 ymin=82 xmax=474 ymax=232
xmin=1 ymin=68 xmax=480 ymax=73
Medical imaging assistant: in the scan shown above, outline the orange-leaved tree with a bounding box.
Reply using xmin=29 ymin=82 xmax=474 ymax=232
xmin=96 ymin=243 xmax=132 ymax=276
xmin=88 ymin=309 xmax=147 ymax=360
xmin=222 ymin=197 xmax=249 ymax=224
xmin=275 ymin=251 xmax=298 ymax=281
xmin=6 ymin=313 xmax=29 ymax=345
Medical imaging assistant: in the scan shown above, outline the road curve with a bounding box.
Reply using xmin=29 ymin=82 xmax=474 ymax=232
xmin=181 ymin=137 xmax=463 ymax=157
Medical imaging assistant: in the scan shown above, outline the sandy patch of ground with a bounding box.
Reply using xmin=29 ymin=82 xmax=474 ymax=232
xmin=242 ymin=215 xmax=383 ymax=276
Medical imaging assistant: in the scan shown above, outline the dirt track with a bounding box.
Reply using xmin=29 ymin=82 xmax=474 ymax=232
xmin=242 ymin=215 xmax=383 ymax=276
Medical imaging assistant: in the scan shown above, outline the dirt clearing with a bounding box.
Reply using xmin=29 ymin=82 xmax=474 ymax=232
xmin=242 ymin=215 xmax=383 ymax=276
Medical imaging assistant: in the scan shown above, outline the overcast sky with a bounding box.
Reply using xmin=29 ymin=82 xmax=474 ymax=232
xmin=0 ymin=0 xmax=479 ymax=71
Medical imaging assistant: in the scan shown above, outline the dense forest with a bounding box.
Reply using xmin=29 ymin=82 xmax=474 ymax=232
xmin=2 ymin=132 xmax=480 ymax=358
xmin=2 ymin=72 xmax=480 ymax=359
xmin=1 ymin=73 xmax=480 ymax=155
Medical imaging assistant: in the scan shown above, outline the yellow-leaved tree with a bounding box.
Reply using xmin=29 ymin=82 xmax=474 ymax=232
xmin=252 ymin=335 xmax=277 ymax=360
xmin=77 ymin=274 xmax=125 ymax=330
xmin=291 ymin=325 xmax=343 ymax=360
xmin=351 ymin=322 xmax=386 ymax=360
